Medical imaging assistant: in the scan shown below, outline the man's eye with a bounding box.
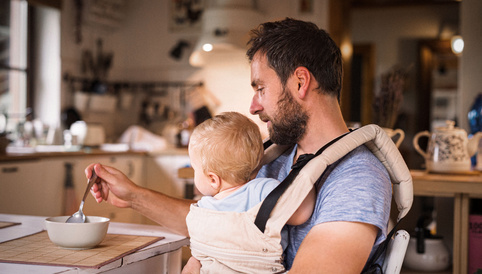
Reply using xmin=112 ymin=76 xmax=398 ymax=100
xmin=257 ymin=88 xmax=264 ymax=94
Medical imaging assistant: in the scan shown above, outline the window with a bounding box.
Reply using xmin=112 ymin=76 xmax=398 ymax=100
xmin=0 ymin=0 xmax=28 ymax=135
xmin=0 ymin=0 xmax=60 ymax=146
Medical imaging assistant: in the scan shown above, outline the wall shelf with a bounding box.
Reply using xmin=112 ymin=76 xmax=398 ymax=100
xmin=63 ymin=73 xmax=203 ymax=94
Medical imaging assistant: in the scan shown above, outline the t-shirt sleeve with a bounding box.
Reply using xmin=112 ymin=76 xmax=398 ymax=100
xmin=313 ymin=150 xmax=392 ymax=233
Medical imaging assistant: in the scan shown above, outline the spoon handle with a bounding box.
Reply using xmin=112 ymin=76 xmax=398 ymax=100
xmin=82 ymin=171 xmax=99 ymax=203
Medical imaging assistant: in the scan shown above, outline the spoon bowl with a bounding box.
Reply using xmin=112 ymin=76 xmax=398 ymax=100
xmin=66 ymin=170 xmax=100 ymax=223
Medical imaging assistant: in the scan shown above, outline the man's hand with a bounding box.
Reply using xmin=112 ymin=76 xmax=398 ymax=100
xmin=86 ymin=163 xmax=139 ymax=208
xmin=290 ymin=221 xmax=378 ymax=273
xmin=86 ymin=162 xmax=193 ymax=236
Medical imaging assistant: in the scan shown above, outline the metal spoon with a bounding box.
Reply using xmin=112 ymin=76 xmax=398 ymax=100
xmin=66 ymin=170 xmax=100 ymax=223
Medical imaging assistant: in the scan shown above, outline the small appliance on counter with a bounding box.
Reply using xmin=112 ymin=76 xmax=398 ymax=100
xmin=70 ymin=121 xmax=105 ymax=147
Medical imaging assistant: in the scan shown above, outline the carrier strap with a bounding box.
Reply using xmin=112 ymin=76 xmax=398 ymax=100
xmin=254 ymin=130 xmax=352 ymax=233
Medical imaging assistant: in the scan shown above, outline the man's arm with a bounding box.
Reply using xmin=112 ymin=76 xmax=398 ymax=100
xmin=130 ymin=187 xmax=193 ymax=235
xmin=289 ymin=221 xmax=378 ymax=273
xmin=87 ymin=163 xmax=193 ymax=236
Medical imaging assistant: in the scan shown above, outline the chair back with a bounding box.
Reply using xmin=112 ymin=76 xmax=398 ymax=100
xmin=382 ymin=230 xmax=410 ymax=274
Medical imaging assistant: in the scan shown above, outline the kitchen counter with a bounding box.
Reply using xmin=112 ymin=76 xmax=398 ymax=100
xmin=0 ymin=213 xmax=189 ymax=273
xmin=0 ymin=146 xmax=188 ymax=163
xmin=0 ymin=148 xmax=146 ymax=162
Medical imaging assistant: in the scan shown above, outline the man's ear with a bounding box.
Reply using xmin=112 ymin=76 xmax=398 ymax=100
xmin=294 ymin=66 xmax=311 ymax=99
xmin=207 ymin=172 xmax=222 ymax=191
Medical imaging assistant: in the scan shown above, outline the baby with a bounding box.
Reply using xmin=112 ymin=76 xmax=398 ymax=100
xmin=183 ymin=111 xmax=315 ymax=273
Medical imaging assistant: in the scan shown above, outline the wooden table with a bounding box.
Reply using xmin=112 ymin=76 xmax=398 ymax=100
xmin=0 ymin=214 xmax=189 ymax=273
xmin=411 ymin=170 xmax=482 ymax=274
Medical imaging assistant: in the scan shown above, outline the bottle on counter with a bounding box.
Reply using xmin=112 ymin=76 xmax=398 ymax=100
xmin=176 ymin=116 xmax=194 ymax=148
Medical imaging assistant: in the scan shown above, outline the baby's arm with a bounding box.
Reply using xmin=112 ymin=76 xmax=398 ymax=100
xmin=287 ymin=187 xmax=316 ymax=225
xmin=181 ymin=256 xmax=201 ymax=274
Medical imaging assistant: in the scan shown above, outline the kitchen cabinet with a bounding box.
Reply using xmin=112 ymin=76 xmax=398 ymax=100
xmin=409 ymin=170 xmax=482 ymax=274
xmin=0 ymin=160 xmax=63 ymax=216
xmin=144 ymin=151 xmax=190 ymax=225
xmin=0 ymin=152 xmax=146 ymax=224
xmin=146 ymin=152 xmax=190 ymax=199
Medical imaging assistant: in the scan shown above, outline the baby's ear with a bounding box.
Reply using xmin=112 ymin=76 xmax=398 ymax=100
xmin=207 ymin=172 xmax=222 ymax=191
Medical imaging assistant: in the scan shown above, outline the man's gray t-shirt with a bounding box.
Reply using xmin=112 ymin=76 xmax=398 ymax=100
xmin=256 ymin=144 xmax=392 ymax=270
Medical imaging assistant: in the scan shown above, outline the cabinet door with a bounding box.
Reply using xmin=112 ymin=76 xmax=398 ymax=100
xmin=146 ymin=155 xmax=191 ymax=198
xmin=0 ymin=160 xmax=63 ymax=216
xmin=108 ymin=154 xmax=145 ymax=184
xmin=42 ymin=158 xmax=80 ymax=217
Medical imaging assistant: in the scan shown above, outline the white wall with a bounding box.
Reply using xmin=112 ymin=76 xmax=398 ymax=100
xmin=459 ymin=0 xmax=482 ymax=132
xmin=60 ymin=0 xmax=329 ymax=139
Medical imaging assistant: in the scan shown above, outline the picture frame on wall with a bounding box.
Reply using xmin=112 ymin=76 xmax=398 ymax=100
xmin=169 ymin=0 xmax=205 ymax=32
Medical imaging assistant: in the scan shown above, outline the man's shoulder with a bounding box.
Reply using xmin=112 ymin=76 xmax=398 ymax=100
xmin=337 ymin=145 xmax=385 ymax=170
xmin=258 ymin=145 xmax=296 ymax=180
xmin=320 ymin=145 xmax=389 ymax=187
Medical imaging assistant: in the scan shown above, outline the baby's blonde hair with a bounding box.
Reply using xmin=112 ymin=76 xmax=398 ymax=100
xmin=189 ymin=112 xmax=264 ymax=184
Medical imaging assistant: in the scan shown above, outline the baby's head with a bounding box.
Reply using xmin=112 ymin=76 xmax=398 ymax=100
xmin=189 ymin=112 xmax=264 ymax=185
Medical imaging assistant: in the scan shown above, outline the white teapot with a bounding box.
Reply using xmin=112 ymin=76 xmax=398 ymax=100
xmin=413 ymin=120 xmax=482 ymax=173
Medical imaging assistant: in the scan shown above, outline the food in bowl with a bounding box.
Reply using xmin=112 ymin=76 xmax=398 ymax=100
xmin=45 ymin=216 xmax=110 ymax=249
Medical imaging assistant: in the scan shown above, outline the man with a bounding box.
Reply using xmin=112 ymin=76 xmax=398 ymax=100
xmin=87 ymin=18 xmax=391 ymax=273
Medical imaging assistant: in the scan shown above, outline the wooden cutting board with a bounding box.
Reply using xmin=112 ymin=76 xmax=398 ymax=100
xmin=0 ymin=231 xmax=164 ymax=269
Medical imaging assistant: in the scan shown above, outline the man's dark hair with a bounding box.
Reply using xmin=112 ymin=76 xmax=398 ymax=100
xmin=246 ymin=18 xmax=343 ymax=101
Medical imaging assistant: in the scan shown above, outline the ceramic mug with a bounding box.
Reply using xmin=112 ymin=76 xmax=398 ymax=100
xmin=382 ymin=128 xmax=405 ymax=148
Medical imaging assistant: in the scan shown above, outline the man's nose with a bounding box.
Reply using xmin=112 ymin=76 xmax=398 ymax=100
xmin=249 ymin=95 xmax=262 ymax=115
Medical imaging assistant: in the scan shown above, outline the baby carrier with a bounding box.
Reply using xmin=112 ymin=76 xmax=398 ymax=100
xmin=186 ymin=124 xmax=413 ymax=273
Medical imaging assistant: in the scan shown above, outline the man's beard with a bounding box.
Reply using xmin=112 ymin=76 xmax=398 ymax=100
xmin=262 ymin=86 xmax=308 ymax=145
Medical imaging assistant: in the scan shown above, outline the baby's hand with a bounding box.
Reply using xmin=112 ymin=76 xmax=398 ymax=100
xmin=181 ymin=256 xmax=201 ymax=274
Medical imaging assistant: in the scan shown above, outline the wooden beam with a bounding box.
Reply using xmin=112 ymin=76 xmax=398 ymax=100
xmin=329 ymin=0 xmax=353 ymax=122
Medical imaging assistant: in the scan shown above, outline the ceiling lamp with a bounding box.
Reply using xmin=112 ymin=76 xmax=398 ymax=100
xmin=189 ymin=0 xmax=262 ymax=67
xmin=451 ymin=35 xmax=464 ymax=55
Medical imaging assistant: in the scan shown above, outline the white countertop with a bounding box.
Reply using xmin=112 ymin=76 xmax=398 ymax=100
xmin=0 ymin=214 xmax=189 ymax=273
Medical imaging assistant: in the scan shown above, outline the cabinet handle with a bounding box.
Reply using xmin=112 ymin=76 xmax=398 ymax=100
xmin=2 ymin=167 xmax=19 ymax=173
xmin=127 ymin=161 xmax=134 ymax=178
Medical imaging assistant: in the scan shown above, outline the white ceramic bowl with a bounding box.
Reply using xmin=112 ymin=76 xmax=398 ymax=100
xmin=45 ymin=216 xmax=110 ymax=249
